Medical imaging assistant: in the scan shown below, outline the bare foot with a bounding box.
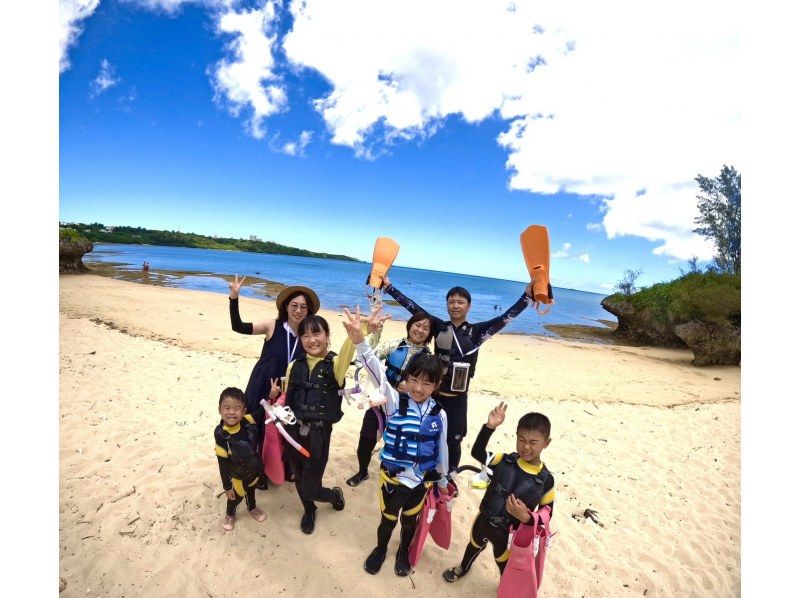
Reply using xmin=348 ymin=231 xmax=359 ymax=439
xmin=249 ymin=508 xmax=266 ymax=522
xmin=222 ymin=515 xmax=235 ymax=532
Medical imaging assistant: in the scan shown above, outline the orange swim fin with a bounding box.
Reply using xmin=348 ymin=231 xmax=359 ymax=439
xmin=368 ymin=237 xmax=400 ymax=288
xmin=520 ymin=225 xmax=554 ymax=315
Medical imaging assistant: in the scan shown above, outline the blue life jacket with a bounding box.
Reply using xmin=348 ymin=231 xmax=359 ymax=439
xmin=380 ymin=394 xmax=443 ymax=473
xmin=384 ymin=342 xmax=430 ymax=387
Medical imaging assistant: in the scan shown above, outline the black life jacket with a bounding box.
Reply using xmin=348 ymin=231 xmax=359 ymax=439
xmin=385 ymin=341 xmax=431 ymax=387
xmin=434 ymin=324 xmax=477 ymax=393
xmin=219 ymin=419 xmax=263 ymax=482
xmin=479 ymin=454 xmax=551 ymax=528
xmin=285 ymin=351 xmax=344 ymax=423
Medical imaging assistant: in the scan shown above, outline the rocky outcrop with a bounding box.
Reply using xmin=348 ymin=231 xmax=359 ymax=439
xmin=600 ymin=295 xmax=685 ymax=347
xmin=59 ymin=237 xmax=93 ymax=274
xmin=674 ymin=322 xmax=741 ymax=366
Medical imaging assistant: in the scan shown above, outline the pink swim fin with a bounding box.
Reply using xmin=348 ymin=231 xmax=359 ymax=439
xmin=261 ymin=420 xmax=285 ymax=485
xmin=408 ymin=487 xmax=437 ymax=567
xmin=429 ymin=482 xmax=457 ymax=549
xmin=497 ymin=508 xmax=551 ymax=598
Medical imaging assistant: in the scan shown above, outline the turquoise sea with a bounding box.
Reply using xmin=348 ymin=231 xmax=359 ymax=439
xmin=84 ymin=243 xmax=611 ymax=336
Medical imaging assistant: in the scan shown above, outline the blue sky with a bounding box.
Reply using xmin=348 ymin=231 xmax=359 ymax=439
xmin=58 ymin=0 xmax=740 ymax=293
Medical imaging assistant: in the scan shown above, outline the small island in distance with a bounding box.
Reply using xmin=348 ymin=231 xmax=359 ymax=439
xmin=61 ymin=222 xmax=361 ymax=262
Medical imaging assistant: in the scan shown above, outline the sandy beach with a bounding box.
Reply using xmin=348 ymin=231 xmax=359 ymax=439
xmin=59 ymin=274 xmax=740 ymax=597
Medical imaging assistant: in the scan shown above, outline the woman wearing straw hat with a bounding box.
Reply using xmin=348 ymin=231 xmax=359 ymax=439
xmin=228 ymin=275 xmax=321 ymax=487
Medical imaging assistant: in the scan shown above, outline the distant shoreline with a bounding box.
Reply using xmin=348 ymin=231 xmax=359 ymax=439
xmin=81 ymin=260 xmax=620 ymax=345
xmin=61 ymin=222 xmax=362 ymax=263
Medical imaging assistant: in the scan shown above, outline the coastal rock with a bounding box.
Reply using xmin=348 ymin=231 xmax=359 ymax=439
xmin=59 ymin=237 xmax=93 ymax=274
xmin=600 ymin=295 xmax=685 ymax=347
xmin=674 ymin=322 xmax=741 ymax=366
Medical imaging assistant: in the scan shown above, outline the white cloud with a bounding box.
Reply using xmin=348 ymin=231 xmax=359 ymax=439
xmin=89 ymin=59 xmax=120 ymax=97
xmin=586 ymin=222 xmax=603 ymax=232
xmin=578 ymin=253 xmax=590 ymax=264
xmin=275 ymin=130 xmax=313 ymax=156
xmin=280 ymin=0 xmax=738 ymax=260
xmin=59 ymin=0 xmax=100 ymax=73
xmin=552 ymin=242 xmax=571 ymax=258
xmin=210 ymin=1 xmax=285 ymax=139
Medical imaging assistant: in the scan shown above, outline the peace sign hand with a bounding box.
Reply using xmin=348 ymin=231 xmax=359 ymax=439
xmin=342 ymin=306 xmax=365 ymax=344
xmin=267 ymin=378 xmax=281 ymax=400
xmin=366 ymin=304 xmax=392 ymax=333
xmin=229 ymin=274 xmax=246 ymax=299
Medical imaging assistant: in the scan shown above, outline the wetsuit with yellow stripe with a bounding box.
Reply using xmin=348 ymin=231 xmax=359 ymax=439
xmin=355 ymin=340 xmax=450 ymax=561
xmin=457 ymin=424 xmax=555 ymax=575
xmin=282 ymin=337 xmax=356 ymax=515
xmin=214 ymin=414 xmax=261 ymax=516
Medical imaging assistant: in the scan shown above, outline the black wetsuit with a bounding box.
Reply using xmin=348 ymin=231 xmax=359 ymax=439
xmin=457 ymin=425 xmax=555 ymax=574
xmin=384 ymin=284 xmax=530 ymax=467
xmin=214 ymin=414 xmax=262 ymax=516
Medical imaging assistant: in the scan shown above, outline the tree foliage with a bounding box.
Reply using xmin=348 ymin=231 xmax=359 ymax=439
xmin=615 ymin=268 xmax=642 ymax=297
xmin=58 ymin=222 xmax=359 ymax=262
xmin=693 ymin=165 xmax=741 ymax=274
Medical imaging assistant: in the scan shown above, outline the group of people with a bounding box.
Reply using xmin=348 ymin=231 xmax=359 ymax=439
xmin=214 ymin=273 xmax=556 ymax=587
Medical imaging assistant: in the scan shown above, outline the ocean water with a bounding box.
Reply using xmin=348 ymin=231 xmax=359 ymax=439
xmin=84 ymin=243 xmax=611 ymax=336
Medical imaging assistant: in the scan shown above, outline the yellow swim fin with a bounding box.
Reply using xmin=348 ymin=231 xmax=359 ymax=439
xmin=368 ymin=237 xmax=400 ymax=287
xmin=520 ymin=225 xmax=554 ymax=315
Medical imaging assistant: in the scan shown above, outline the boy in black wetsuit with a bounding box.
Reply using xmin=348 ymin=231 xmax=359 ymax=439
xmin=442 ymin=402 xmax=555 ymax=582
xmin=214 ymin=387 xmax=267 ymax=532
xmin=381 ymin=275 xmax=533 ymax=469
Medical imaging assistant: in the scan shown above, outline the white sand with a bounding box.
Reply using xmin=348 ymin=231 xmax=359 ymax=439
xmin=59 ymin=274 xmax=740 ymax=596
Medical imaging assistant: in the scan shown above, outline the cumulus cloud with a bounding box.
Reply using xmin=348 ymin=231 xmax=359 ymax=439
xmin=280 ymin=0 xmax=738 ymax=260
xmin=89 ymin=59 xmax=120 ymax=97
xmin=59 ymin=0 xmax=100 ymax=73
xmin=552 ymin=242 xmax=571 ymax=258
xmin=273 ymin=130 xmax=313 ymax=156
xmin=578 ymin=253 xmax=590 ymax=264
xmin=586 ymin=222 xmax=603 ymax=233
xmin=210 ymin=1 xmax=285 ymax=139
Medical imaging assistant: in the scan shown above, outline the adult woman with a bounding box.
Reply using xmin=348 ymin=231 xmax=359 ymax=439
xmin=228 ymin=275 xmax=320 ymax=486
xmin=345 ymin=310 xmax=435 ymax=488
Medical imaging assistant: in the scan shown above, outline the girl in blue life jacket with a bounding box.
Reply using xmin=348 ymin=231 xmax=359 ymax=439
xmin=345 ymin=310 xmax=435 ymax=488
xmin=342 ymin=307 xmax=450 ymax=578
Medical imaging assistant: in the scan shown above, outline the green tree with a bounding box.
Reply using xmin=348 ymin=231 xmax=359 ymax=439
xmin=693 ymin=165 xmax=741 ymax=274
xmin=615 ymin=268 xmax=642 ymax=297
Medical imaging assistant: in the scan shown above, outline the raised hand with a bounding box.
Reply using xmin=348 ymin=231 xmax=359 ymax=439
xmin=229 ymin=274 xmax=246 ymax=299
xmin=267 ymin=377 xmax=281 ymax=400
xmin=524 ymin=281 xmax=534 ymax=299
xmin=486 ymin=401 xmax=507 ymax=429
xmin=342 ymin=306 xmax=365 ymax=344
xmin=366 ymin=304 xmax=392 ymax=333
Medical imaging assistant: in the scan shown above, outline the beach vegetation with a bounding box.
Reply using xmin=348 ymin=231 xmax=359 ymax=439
xmin=60 ymin=222 xmax=359 ymax=262
xmin=615 ymin=268 xmax=642 ymax=297
xmin=609 ymin=270 xmax=740 ymax=327
xmin=59 ymin=227 xmax=88 ymax=242
xmin=693 ymin=165 xmax=741 ymax=274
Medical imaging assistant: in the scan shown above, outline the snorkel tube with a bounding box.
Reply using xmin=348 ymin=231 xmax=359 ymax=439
xmin=260 ymin=398 xmax=310 ymax=458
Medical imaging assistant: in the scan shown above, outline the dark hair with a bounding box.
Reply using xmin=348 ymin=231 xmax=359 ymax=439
xmin=219 ymin=387 xmax=245 ymax=407
xmin=400 ymin=353 xmax=445 ymax=386
xmin=517 ymin=412 xmax=551 ymax=438
xmin=446 ymin=286 xmax=471 ymax=304
xmin=278 ymin=291 xmax=312 ymax=322
xmin=298 ymin=314 xmax=330 ymax=337
xmin=405 ymin=311 xmax=434 ymax=344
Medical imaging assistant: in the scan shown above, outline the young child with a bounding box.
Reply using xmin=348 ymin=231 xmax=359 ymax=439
xmin=214 ymin=387 xmax=267 ymax=532
xmin=442 ymin=402 xmax=555 ymax=582
xmin=342 ymin=306 xmax=450 ymax=577
xmin=269 ymin=310 xmax=387 ymax=535
xmin=345 ymin=310 xmax=435 ymax=488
